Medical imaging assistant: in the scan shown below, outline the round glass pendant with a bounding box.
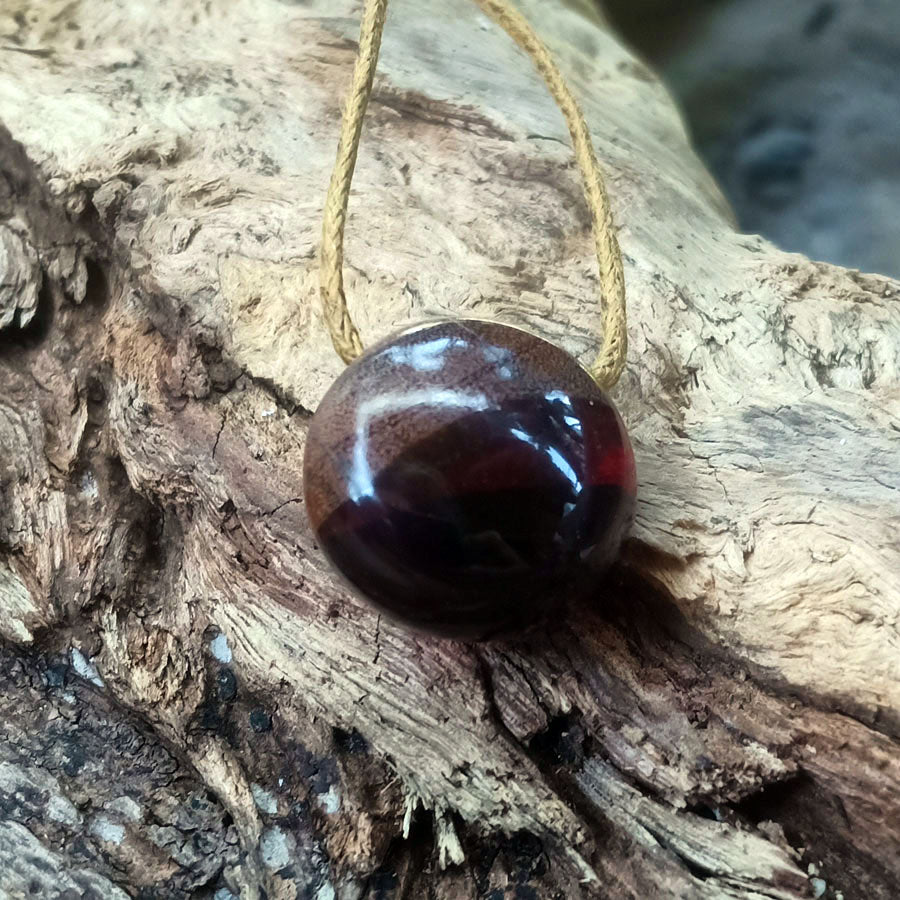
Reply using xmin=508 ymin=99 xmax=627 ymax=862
xmin=303 ymin=319 xmax=636 ymax=640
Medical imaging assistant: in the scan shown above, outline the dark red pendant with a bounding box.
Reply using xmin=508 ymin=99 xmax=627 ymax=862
xmin=303 ymin=319 xmax=636 ymax=640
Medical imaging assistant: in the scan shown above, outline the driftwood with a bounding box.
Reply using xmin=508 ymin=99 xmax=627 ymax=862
xmin=1 ymin=0 xmax=898 ymax=897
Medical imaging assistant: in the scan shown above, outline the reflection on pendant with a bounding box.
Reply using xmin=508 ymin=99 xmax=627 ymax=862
xmin=303 ymin=319 xmax=636 ymax=640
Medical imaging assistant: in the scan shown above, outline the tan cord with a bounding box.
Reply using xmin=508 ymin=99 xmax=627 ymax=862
xmin=319 ymin=0 xmax=387 ymax=364
xmin=319 ymin=0 xmax=627 ymax=389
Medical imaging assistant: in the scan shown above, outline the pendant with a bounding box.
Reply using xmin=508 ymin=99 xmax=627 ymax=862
xmin=303 ymin=319 xmax=636 ymax=640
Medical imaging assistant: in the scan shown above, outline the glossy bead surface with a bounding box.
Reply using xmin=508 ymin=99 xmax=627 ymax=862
xmin=304 ymin=319 xmax=636 ymax=640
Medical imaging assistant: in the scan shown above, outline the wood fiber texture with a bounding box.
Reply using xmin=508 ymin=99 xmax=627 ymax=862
xmin=0 ymin=1 xmax=897 ymax=898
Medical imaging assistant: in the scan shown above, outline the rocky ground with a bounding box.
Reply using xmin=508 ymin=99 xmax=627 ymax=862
xmin=605 ymin=0 xmax=900 ymax=277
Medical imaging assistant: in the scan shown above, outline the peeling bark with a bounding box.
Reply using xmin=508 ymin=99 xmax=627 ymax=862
xmin=0 ymin=1 xmax=897 ymax=898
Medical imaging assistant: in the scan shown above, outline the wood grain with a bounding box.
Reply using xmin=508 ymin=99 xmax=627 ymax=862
xmin=0 ymin=0 xmax=897 ymax=897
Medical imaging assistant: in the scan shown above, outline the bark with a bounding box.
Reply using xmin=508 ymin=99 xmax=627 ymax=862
xmin=0 ymin=1 xmax=898 ymax=898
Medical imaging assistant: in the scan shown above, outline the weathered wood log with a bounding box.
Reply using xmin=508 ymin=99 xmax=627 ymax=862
xmin=0 ymin=0 xmax=897 ymax=897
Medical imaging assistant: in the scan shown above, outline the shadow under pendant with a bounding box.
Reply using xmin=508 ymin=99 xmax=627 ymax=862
xmin=304 ymin=319 xmax=636 ymax=640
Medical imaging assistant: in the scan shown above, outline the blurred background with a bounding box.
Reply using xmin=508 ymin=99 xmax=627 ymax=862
xmin=601 ymin=0 xmax=900 ymax=277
